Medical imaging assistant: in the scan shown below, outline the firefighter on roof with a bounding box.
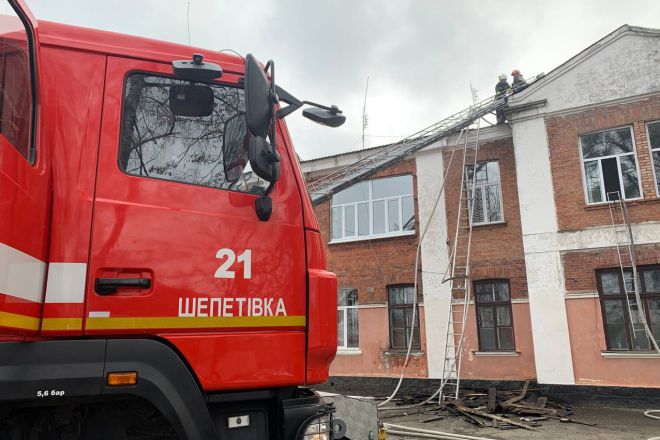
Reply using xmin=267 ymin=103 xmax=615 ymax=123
xmin=511 ymin=69 xmax=528 ymax=92
xmin=495 ymin=74 xmax=510 ymax=124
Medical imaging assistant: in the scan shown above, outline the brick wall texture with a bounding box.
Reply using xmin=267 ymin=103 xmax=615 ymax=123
xmin=442 ymin=137 xmax=529 ymax=298
xmin=546 ymin=94 xmax=660 ymax=232
xmin=563 ymin=244 xmax=660 ymax=293
xmin=314 ymin=158 xmax=421 ymax=305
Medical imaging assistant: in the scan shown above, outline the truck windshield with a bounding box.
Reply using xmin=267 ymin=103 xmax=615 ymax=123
xmin=118 ymin=73 xmax=265 ymax=194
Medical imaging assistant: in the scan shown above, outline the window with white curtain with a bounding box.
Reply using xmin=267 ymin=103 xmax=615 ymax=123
xmin=331 ymin=175 xmax=414 ymax=242
xmin=466 ymin=161 xmax=503 ymax=225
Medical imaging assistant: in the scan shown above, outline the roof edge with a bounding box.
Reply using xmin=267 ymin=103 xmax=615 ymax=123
xmin=510 ymin=24 xmax=660 ymax=103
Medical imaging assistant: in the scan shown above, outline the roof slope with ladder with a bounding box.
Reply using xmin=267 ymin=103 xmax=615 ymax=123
xmin=307 ymin=76 xmax=543 ymax=205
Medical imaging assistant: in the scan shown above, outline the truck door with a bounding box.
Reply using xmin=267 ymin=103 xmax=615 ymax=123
xmin=0 ymin=0 xmax=50 ymax=335
xmin=85 ymin=57 xmax=308 ymax=389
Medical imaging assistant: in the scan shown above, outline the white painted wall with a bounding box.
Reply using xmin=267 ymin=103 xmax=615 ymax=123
xmin=511 ymin=118 xmax=557 ymax=236
xmin=415 ymin=148 xmax=452 ymax=379
xmin=511 ymin=117 xmax=576 ymax=384
xmin=525 ymin=221 xmax=660 ymax=254
xmin=512 ymin=28 xmax=660 ymax=113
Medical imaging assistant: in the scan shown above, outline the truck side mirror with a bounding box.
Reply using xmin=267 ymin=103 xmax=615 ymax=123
xmin=244 ymin=53 xmax=273 ymax=138
xmin=222 ymin=114 xmax=249 ymax=182
xmin=302 ymin=106 xmax=346 ymax=128
xmin=244 ymin=54 xmax=279 ymax=222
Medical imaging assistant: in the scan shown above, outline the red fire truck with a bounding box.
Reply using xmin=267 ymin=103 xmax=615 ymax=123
xmin=0 ymin=1 xmax=344 ymax=438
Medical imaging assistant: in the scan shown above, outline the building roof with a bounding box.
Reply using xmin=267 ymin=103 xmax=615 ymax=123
xmin=303 ymin=24 xmax=659 ymax=178
xmin=300 ymin=124 xmax=511 ymax=177
xmin=509 ymin=24 xmax=660 ymax=111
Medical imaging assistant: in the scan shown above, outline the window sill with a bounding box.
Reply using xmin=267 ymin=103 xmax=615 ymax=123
xmin=601 ymin=351 xmax=660 ymax=359
xmin=384 ymin=350 xmax=425 ymax=357
xmin=472 ymin=351 xmax=519 ymax=357
xmin=584 ymin=197 xmax=659 ymax=211
xmin=329 ymin=230 xmax=416 ymax=245
xmin=336 ymin=348 xmax=362 ymax=356
xmin=471 ymin=221 xmax=507 ymax=229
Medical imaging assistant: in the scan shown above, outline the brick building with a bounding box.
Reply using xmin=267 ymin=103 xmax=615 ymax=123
xmin=301 ymin=25 xmax=660 ymax=388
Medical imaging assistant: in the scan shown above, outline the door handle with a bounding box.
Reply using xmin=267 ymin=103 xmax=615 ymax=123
xmin=94 ymin=277 xmax=151 ymax=295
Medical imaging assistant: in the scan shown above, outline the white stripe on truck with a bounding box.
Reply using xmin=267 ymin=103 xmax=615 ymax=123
xmin=44 ymin=263 xmax=88 ymax=303
xmin=0 ymin=242 xmax=46 ymax=303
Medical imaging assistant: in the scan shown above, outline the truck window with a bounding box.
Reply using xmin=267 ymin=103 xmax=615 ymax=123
xmin=0 ymin=13 xmax=34 ymax=161
xmin=118 ymin=73 xmax=264 ymax=193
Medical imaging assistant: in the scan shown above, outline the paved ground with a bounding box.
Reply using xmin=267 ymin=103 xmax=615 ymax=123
xmin=381 ymin=405 xmax=660 ymax=440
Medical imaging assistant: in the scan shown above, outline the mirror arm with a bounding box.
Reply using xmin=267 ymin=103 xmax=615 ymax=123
xmin=276 ymin=105 xmax=298 ymax=119
xmin=264 ymin=180 xmax=276 ymax=197
xmin=274 ymin=84 xmax=343 ymax=119
xmin=301 ymin=101 xmax=342 ymax=114
xmin=275 ymin=85 xmax=303 ymax=119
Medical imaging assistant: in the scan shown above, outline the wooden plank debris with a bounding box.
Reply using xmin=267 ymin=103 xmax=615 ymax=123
xmin=377 ymin=380 xmax=593 ymax=431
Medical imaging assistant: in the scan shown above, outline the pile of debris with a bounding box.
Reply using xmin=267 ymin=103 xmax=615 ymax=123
xmin=379 ymin=381 xmax=595 ymax=432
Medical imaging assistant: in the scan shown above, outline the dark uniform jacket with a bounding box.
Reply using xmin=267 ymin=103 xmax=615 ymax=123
xmin=495 ymin=80 xmax=510 ymax=97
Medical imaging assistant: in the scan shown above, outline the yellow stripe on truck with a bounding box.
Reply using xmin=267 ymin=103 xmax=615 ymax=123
xmin=85 ymin=315 xmax=307 ymax=330
xmin=0 ymin=310 xmax=40 ymax=331
xmin=41 ymin=317 xmax=83 ymax=331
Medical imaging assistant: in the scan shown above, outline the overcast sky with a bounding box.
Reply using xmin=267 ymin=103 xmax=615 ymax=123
xmin=24 ymin=0 xmax=660 ymax=160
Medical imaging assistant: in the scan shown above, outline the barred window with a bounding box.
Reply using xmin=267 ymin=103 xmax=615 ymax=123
xmin=466 ymin=161 xmax=503 ymax=225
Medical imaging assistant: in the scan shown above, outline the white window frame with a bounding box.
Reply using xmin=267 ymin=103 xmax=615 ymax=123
xmin=646 ymin=120 xmax=660 ymax=197
xmin=337 ymin=288 xmax=359 ymax=350
xmin=466 ymin=161 xmax=505 ymax=226
xmin=578 ymin=125 xmax=644 ymax=205
xmin=330 ymin=175 xmax=415 ymax=243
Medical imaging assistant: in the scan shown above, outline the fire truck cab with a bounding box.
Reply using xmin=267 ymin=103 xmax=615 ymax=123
xmin=0 ymin=1 xmax=339 ymax=438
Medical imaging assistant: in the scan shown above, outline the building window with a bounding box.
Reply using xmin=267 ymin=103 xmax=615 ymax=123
xmin=119 ymin=73 xmax=266 ymax=194
xmin=331 ymin=175 xmax=414 ymax=242
xmin=388 ymin=285 xmax=421 ymax=350
xmin=579 ymin=126 xmax=642 ymax=204
xmin=337 ymin=288 xmax=359 ymax=349
xmin=474 ymin=280 xmax=515 ymax=351
xmin=597 ymin=266 xmax=660 ymax=351
xmin=0 ymin=11 xmax=35 ymax=162
xmin=466 ymin=161 xmax=503 ymax=225
xmin=647 ymin=121 xmax=660 ymax=195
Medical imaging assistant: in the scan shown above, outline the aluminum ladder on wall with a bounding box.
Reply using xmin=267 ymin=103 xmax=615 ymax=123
xmin=437 ymin=121 xmax=482 ymax=402
xmin=607 ymin=191 xmax=660 ymax=352
xmin=307 ymin=74 xmax=545 ymax=206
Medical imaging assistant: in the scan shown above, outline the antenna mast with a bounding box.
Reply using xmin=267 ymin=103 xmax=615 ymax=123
xmin=186 ymin=1 xmax=191 ymax=45
xmin=362 ymin=77 xmax=369 ymax=149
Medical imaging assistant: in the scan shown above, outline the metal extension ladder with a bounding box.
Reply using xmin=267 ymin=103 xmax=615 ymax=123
xmin=307 ymin=75 xmax=545 ymax=205
xmin=438 ymin=121 xmax=482 ymax=402
xmin=607 ymin=191 xmax=660 ymax=352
